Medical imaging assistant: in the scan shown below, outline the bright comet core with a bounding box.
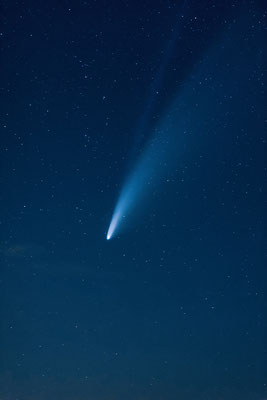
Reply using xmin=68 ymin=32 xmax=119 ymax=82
xmin=106 ymin=209 xmax=122 ymax=240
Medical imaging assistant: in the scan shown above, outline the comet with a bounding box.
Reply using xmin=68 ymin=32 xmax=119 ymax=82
xmin=106 ymin=124 xmax=180 ymax=240
xmin=106 ymin=209 xmax=121 ymax=240
xmin=106 ymin=5 xmax=258 ymax=241
xmin=106 ymin=5 xmax=187 ymax=240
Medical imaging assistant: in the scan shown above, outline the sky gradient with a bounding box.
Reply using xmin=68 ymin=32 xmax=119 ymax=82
xmin=0 ymin=1 xmax=266 ymax=399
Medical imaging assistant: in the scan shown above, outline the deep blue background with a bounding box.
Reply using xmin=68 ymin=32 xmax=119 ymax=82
xmin=0 ymin=1 xmax=266 ymax=399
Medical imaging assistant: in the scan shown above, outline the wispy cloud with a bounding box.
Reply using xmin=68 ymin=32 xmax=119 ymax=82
xmin=1 ymin=243 xmax=46 ymax=259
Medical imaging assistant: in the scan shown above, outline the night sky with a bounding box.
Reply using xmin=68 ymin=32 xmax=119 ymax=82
xmin=0 ymin=1 xmax=266 ymax=399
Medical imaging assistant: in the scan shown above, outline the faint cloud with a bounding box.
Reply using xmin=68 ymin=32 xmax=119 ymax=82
xmin=1 ymin=243 xmax=46 ymax=259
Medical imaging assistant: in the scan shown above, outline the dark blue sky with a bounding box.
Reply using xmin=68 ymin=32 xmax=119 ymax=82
xmin=0 ymin=1 xmax=266 ymax=399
